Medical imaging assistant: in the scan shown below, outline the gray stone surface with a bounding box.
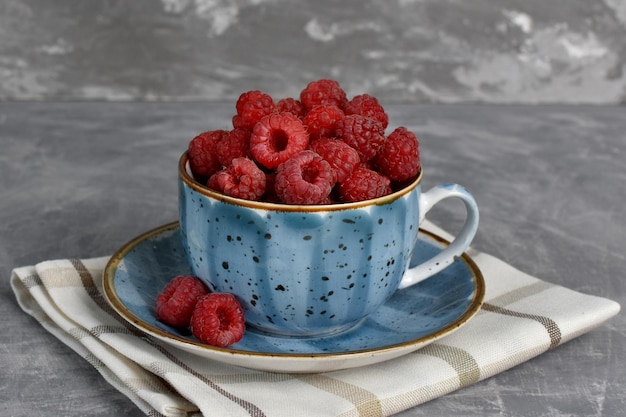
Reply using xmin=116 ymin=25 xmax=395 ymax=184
xmin=1 ymin=0 xmax=626 ymax=104
xmin=1 ymin=101 xmax=624 ymax=416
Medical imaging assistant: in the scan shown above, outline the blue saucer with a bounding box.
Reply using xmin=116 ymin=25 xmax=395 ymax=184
xmin=104 ymin=222 xmax=484 ymax=373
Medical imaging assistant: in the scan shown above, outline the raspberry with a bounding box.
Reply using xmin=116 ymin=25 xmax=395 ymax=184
xmin=335 ymin=114 xmax=386 ymax=162
xmin=276 ymin=97 xmax=306 ymax=119
xmin=309 ymin=137 xmax=360 ymax=183
xmin=375 ymin=127 xmax=421 ymax=182
xmin=337 ymin=167 xmax=392 ymax=202
xmin=156 ymin=276 xmax=209 ymax=328
xmin=231 ymin=114 xmax=246 ymax=130
xmin=216 ymin=128 xmax=251 ymax=167
xmin=343 ymin=94 xmax=389 ymax=129
xmin=250 ymin=112 xmax=309 ymax=169
xmin=302 ymin=104 xmax=345 ymax=140
xmin=208 ymin=157 xmax=266 ymax=201
xmin=275 ymin=150 xmax=334 ymax=204
xmin=188 ymin=130 xmax=227 ymax=178
xmin=300 ymin=79 xmax=347 ymax=111
xmin=190 ymin=293 xmax=246 ymax=347
xmin=233 ymin=90 xmax=276 ymax=130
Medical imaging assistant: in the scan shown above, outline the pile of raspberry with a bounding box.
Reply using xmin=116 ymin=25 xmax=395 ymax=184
xmin=156 ymin=275 xmax=245 ymax=347
xmin=187 ymin=79 xmax=421 ymax=205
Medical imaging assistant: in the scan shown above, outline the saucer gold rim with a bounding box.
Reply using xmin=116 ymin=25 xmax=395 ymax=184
xmin=103 ymin=221 xmax=485 ymax=369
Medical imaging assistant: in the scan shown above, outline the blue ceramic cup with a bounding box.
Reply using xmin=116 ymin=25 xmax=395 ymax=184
xmin=178 ymin=152 xmax=479 ymax=337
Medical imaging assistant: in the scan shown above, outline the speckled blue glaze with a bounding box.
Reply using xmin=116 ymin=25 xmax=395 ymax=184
xmin=105 ymin=222 xmax=483 ymax=358
xmin=179 ymin=170 xmax=420 ymax=337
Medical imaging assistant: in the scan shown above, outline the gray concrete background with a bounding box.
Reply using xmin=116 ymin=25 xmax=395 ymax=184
xmin=1 ymin=102 xmax=625 ymax=417
xmin=1 ymin=0 xmax=626 ymax=104
xmin=1 ymin=2 xmax=625 ymax=416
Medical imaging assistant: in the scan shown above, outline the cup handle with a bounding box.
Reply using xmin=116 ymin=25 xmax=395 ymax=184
xmin=398 ymin=183 xmax=479 ymax=289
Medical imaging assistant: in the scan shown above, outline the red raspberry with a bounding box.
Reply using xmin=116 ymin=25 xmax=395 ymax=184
xmin=343 ymin=94 xmax=389 ymax=129
xmin=276 ymin=97 xmax=306 ymax=119
xmin=302 ymin=104 xmax=345 ymax=140
xmin=275 ymin=150 xmax=334 ymax=205
xmin=233 ymin=90 xmax=276 ymax=130
xmin=309 ymin=137 xmax=360 ymax=184
xmin=188 ymin=130 xmax=227 ymax=178
xmin=231 ymin=114 xmax=246 ymax=130
xmin=190 ymin=293 xmax=246 ymax=347
xmin=216 ymin=128 xmax=251 ymax=167
xmin=300 ymin=79 xmax=348 ymax=111
xmin=335 ymin=114 xmax=386 ymax=162
xmin=156 ymin=276 xmax=209 ymax=328
xmin=375 ymin=127 xmax=421 ymax=182
xmin=337 ymin=167 xmax=392 ymax=202
xmin=249 ymin=112 xmax=309 ymax=169
xmin=208 ymin=157 xmax=266 ymax=201
xmin=356 ymin=160 xmax=375 ymax=170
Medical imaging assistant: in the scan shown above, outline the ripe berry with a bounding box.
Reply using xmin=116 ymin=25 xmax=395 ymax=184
xmin=309 ymin=137 xmax=360 ymax=184
xmin=250 ymin=112 xmax=309 ymax=169
xmin=300 ymin=79 xmax=347 ymax=111
xmin=343 ymin=94 xmax=389 ymax=129
xmin=208 ymin=157 xmax=266 ymax=201
xmin=375 ymin=127 xmax=421 ymax=182
xmin=155 ymin=276 xmax=209 ymax=328
xmin=190 ymin=293 xmax=246 ymax=347
xmin=302 ymin=104 xmax=345 ymax=140
xmin=216 ymin=128 xmax=251 ymax=167
xmin=231 ymin=115 xmax=246 ymax=130
xmin=188 ymin=130 xmax=227 ymax=179
xmin=335 ymin=114 xmax=386 ymax=161
xmin=337 ymin=167 xmax=392 ymax=202
xmin=275 ymin=150 xmax=334 ymax=204
xmin=276 ymin=97 xmax=306 ymax=119
xmin=233 ymin=90 xmax=276 ymax=130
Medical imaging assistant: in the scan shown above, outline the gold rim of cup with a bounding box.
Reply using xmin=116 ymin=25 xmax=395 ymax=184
xmin=178 ymin=151 xmax=423 ymax=211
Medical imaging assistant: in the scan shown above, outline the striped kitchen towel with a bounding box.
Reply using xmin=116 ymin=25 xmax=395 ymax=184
xmin=10 ymin=221 xmax=620 ymax=417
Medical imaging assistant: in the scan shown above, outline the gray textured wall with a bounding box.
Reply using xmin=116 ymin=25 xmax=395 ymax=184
xmin=1 ymin=0 xmax=625 ymax=104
